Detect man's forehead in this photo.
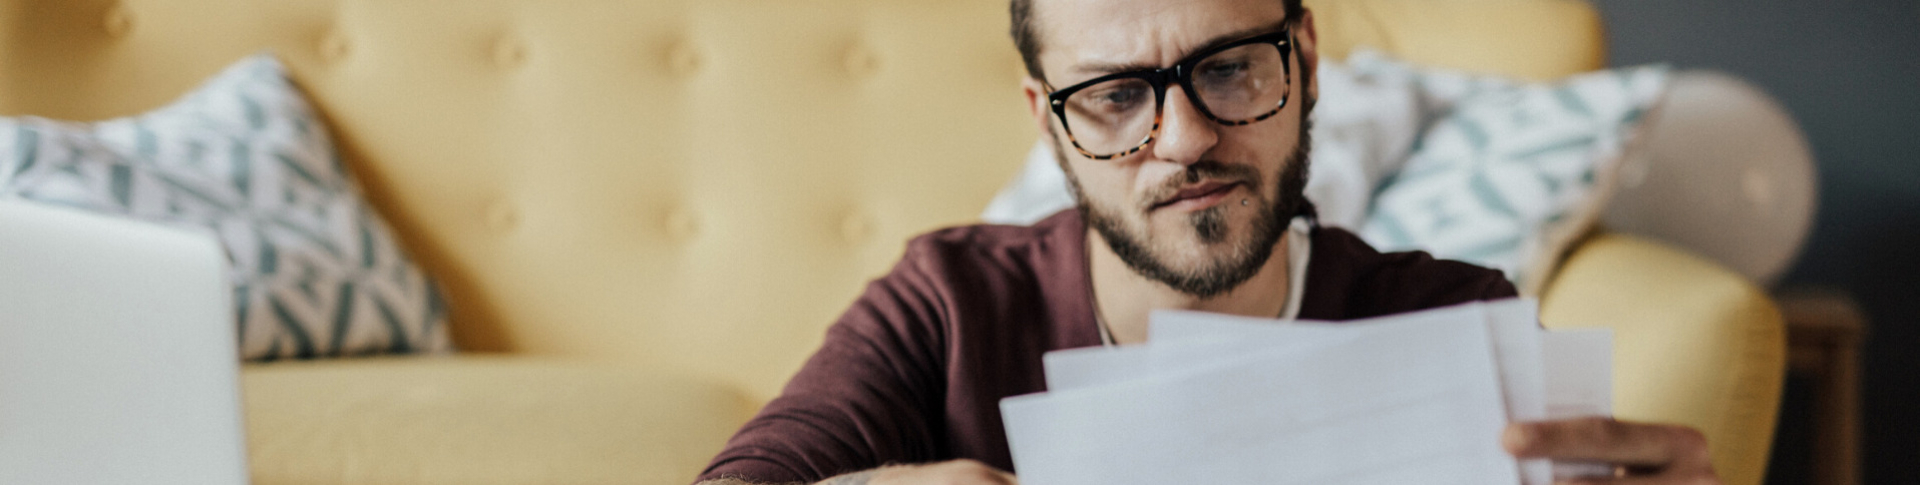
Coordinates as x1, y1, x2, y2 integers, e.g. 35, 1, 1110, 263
1033, 0, 1290, 79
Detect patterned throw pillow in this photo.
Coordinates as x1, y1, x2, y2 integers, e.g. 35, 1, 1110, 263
0, 54, 452, 360
1359, 64, 1671, 294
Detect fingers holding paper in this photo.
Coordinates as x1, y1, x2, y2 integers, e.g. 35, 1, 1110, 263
1503, 417, 1718, 485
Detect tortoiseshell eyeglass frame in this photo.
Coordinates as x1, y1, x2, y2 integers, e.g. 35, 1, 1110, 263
1045, 27, 1296, 161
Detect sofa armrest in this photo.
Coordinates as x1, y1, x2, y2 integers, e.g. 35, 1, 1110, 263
242, 356, 754, 485
1539, 234, 1787, 485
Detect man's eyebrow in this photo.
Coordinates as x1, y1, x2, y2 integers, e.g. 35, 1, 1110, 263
1068, 19, 1291, 77
1072, 59, 1164, 77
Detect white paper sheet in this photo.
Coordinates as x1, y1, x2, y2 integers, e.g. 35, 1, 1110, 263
1542, 329, 1613, 418
1002, 313, 1518, 485
1482, 301, 1553, 485
1044, 318, 1359, 392
1144, 301, 1551, 485
1010, 300, 1613, 485
1041, 345, 1154, 391
1541, 328, 1615, 479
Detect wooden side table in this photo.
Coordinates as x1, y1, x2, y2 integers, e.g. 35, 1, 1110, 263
1774, 289, 1867, 485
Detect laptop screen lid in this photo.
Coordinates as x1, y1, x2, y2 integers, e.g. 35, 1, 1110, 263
0, 200, 248, 485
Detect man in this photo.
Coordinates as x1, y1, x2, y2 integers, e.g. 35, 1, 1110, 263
697, 0, 1719, 484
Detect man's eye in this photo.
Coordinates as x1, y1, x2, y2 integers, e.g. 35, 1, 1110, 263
1085, 86, 1146, 110
1200, 62, 1249, 81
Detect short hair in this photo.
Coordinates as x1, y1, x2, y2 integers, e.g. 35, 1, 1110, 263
1010, 0, 1304, 83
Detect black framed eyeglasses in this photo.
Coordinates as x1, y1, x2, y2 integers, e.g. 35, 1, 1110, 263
1046, 27, 1296, 160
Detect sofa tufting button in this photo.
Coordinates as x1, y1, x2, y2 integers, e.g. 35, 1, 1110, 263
102, 5, 133, 37
485, 200, 521, 233
840, 213, 873, 244
667, 43, 702, 76
319, 32, 351, 63
494, 37, 528, 69
665, 209, 700, 241
843, 45, 879, 78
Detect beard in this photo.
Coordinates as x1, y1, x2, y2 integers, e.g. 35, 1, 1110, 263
1060, 106, 1313, 300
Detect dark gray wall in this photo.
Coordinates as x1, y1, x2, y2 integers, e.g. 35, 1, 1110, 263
1586, 0, 1920, 482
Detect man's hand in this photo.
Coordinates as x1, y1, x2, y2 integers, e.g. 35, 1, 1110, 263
1503, 417, 1718, 485
818, 460, 1017, 485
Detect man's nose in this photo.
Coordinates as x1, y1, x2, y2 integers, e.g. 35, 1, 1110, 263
1151, 86, 1219, 166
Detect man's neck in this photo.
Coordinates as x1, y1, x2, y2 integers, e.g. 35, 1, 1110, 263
1087, 230, 1291, 345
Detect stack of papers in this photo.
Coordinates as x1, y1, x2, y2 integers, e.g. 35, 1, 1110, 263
1000, 299, 1612, 485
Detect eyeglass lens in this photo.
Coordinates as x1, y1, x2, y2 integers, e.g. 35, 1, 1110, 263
1061, 42, 1289, 158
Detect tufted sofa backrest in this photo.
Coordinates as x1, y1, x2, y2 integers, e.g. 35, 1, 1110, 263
0, 0, 1603, 401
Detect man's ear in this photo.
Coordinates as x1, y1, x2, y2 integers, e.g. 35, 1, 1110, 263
1295, 7, 1321, 103
1021, 76, 1055, 138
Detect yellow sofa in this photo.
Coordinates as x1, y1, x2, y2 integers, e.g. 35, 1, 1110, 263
0, 0, 1784, 484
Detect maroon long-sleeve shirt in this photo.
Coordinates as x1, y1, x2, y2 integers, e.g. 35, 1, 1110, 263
696, 210, 1516, 483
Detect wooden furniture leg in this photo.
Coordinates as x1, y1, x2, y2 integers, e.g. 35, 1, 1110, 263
1775, 289, 1866, 485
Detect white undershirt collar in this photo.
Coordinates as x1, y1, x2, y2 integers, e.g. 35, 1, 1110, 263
1278, 215, 1313, 321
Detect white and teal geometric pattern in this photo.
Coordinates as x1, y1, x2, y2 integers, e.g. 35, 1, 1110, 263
1360, 64, 1671, 286
0, 53, 452, 361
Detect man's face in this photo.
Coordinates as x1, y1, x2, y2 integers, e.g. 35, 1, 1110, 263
1023, 0, 1318, 299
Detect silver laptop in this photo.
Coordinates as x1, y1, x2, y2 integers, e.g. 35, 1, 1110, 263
0, 200, 249, 485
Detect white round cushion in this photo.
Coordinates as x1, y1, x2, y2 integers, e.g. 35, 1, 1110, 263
1604, 71, 1818, 286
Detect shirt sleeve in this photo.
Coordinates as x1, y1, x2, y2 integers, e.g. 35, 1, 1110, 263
695, 251, 951, 484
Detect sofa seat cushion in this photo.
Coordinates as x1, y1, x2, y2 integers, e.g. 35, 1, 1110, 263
242, 356, 752, 485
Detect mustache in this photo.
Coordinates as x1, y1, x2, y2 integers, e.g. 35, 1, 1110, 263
1138, 161, 1263, 211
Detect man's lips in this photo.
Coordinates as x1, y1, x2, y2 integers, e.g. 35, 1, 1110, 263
1151, 181, 1243, 211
